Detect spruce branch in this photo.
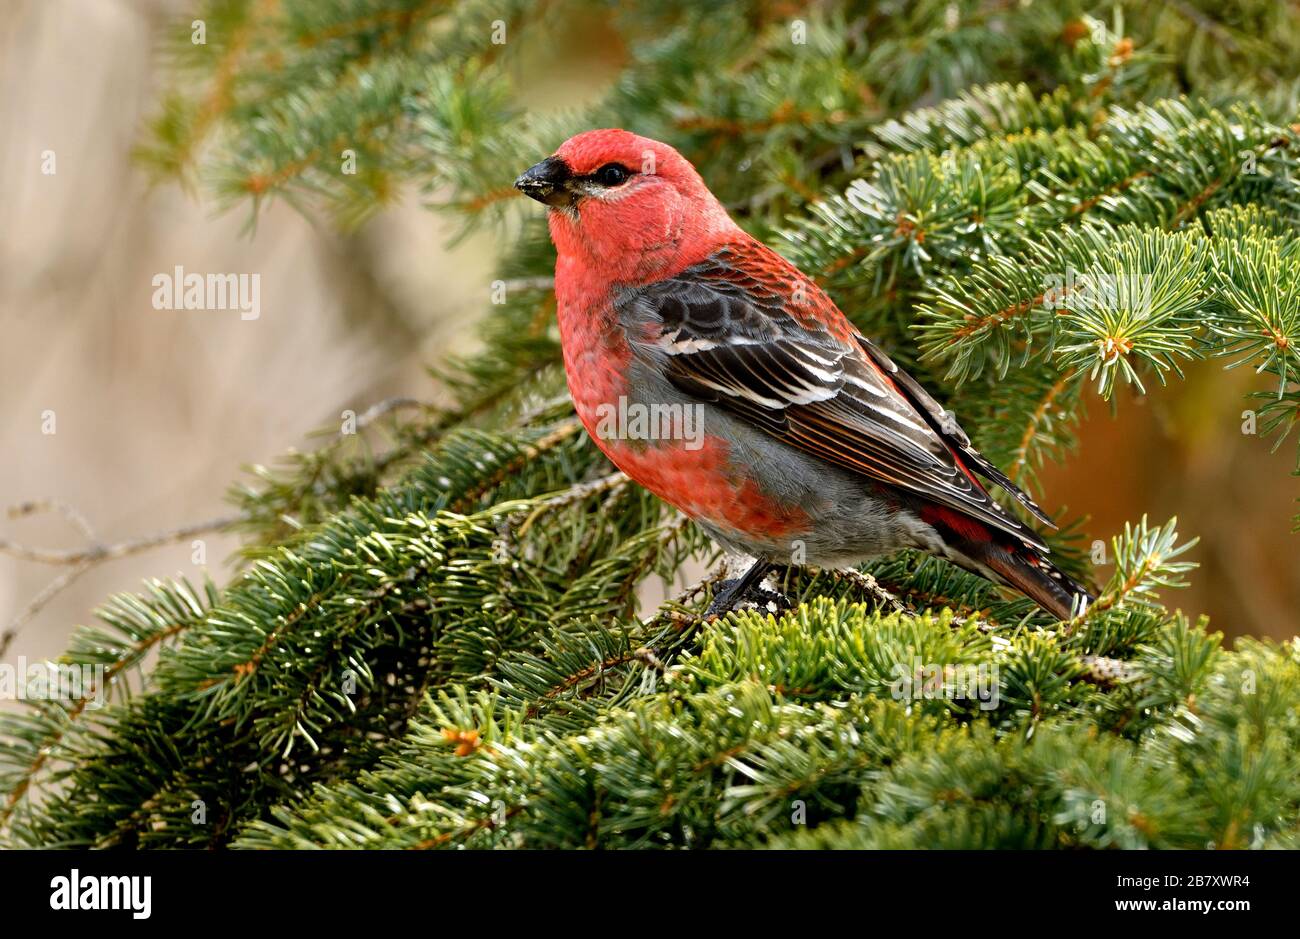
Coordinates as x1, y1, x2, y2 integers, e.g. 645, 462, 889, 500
0, 577, 217, 836
1063, 517, 1198, 634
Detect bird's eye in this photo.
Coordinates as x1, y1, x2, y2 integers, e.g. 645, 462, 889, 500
593, 163, 631, 187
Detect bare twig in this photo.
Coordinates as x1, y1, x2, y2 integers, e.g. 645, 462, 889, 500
1, 500, 104, 656
0, 510, 235, 654
0, 398, 441, 654
0, 563, 94, 659
0, 390, 496, 647
6, 499, 96, 540
353, 396, 434, 427
0, 516, 239, 566
812, 566, 907, 614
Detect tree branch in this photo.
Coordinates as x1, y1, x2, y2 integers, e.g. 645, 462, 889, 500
0, 516, 239, 566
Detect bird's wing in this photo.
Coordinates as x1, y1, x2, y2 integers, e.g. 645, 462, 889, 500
615, 241, 1053, 552
852, 336, 1055, 529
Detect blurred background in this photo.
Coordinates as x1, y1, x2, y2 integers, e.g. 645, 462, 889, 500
0, 0, 504, 675
1, 0, 1295, 691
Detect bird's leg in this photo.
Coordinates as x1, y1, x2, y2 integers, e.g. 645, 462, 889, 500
705, 558, 775, 618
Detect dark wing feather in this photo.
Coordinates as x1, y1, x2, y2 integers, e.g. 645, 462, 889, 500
616, 245, 1053, 552
855, 337, 1056, 528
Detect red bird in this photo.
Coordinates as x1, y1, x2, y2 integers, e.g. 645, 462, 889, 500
515, 129, 1091, 620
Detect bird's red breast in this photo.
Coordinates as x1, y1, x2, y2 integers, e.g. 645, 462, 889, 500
555, 253, 811, 542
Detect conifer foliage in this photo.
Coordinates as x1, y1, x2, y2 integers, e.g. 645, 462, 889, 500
4, 0, 1300, 849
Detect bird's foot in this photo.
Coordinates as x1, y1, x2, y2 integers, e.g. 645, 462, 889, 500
704, 560, 792, 618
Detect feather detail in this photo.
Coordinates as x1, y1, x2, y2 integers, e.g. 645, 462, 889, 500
616, 237, 1053, 552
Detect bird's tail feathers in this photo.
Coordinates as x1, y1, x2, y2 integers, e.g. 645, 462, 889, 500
951, 541, 1092, 621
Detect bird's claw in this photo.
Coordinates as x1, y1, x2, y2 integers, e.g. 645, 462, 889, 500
704, 575, 792, 619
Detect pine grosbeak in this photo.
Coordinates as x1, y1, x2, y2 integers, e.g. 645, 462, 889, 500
516, 129, 1091, 619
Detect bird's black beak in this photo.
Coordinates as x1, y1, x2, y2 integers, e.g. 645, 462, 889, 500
514, 156, 574, 207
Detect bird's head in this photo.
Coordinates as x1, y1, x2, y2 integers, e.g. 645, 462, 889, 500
515, 129, 735, 280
